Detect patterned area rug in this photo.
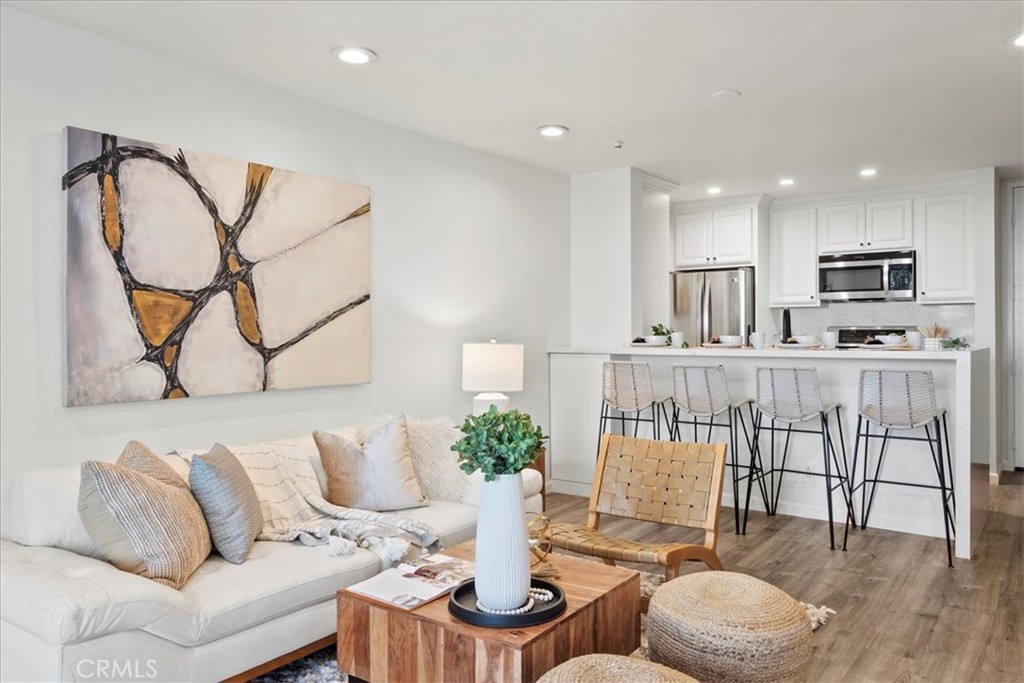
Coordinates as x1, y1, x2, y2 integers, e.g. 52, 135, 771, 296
253, 571, 834, 683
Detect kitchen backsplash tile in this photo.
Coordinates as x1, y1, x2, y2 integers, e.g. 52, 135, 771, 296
774, 302, 975, 340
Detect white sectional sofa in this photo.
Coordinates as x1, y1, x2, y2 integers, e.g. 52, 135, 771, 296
0, 423, 544, 682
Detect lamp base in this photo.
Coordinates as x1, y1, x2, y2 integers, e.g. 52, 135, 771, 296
473, 393, 510, 415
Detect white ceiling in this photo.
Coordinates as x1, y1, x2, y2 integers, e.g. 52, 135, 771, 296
7, 0, 1023, 200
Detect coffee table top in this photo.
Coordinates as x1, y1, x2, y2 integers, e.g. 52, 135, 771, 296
340, 540, 640, 649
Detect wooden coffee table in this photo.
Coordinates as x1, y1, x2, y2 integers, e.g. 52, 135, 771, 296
337, 542, 640, 682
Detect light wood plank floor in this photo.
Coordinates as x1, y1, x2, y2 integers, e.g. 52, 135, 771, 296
544, 472, 1023, 683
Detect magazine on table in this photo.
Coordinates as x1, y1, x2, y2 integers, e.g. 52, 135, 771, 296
345, 553, 475, 610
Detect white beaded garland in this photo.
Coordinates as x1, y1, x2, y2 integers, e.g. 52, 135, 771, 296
476, 587, 555, 615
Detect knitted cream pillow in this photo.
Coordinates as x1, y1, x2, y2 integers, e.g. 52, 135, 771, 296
78, 440, 212, 589
189, 444, 263, 564
314, 415, 427, 511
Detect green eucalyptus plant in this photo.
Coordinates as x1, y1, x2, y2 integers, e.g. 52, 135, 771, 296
451, 406, 548, 482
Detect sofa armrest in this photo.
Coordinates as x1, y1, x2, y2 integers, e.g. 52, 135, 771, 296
0, 540, 190, 645
459, 469, 544, 506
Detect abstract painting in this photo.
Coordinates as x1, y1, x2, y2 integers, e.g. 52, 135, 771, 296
62, 126, 371, 407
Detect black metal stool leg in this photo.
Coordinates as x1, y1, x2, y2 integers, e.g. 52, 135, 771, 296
933, 417, 954, 568
728, 408, 741, 534
820, 413, 836, 551
863, 428, 890, 529
942, 413, 956, 513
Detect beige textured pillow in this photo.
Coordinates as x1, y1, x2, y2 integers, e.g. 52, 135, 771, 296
190, 444, 263, 564
314, 416, 427, 511
78, 440, 212, 589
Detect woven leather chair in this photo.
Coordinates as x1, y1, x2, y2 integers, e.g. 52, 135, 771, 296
546, 434, 727, 583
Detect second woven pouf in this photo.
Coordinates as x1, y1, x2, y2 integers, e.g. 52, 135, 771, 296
538, 654, 699, 683
647, 571, 812, 683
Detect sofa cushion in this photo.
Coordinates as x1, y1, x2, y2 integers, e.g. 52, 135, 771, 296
146, 541, 381, 646
0, 538, 380, 648
314, 417, 427, 511
189, 445, 263, 564
394, 500, 478, 548
0, 540, 191, 645
78, 441, 212, 589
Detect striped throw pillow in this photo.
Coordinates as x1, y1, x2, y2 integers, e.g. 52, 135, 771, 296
78, 440, 212, 589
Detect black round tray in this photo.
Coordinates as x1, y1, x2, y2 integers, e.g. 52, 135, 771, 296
448, 577, 566, 628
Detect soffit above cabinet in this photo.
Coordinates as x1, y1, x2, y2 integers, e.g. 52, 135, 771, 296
671, 193, 773, 215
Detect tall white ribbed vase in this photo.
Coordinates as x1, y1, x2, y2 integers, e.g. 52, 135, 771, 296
474, 472, 531, 611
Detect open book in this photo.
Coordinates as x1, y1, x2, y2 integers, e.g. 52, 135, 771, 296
345, 553, 475, 610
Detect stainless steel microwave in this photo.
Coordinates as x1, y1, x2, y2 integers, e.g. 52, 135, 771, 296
818, 250, 916, 302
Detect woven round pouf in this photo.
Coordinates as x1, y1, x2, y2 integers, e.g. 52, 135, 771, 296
537, 654, 699, 683
647, 571, 812, 683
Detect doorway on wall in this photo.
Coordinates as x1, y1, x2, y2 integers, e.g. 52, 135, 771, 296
1014, 182, 1024, 470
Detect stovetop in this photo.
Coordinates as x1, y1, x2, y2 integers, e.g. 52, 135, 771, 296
829, 325, 913, 348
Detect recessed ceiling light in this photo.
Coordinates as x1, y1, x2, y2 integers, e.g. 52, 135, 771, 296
860, 168, 877, 177
537, 125, 569, 137
779, 178, 795, 186
333, 46, 377, 65
712, 90, 741, 101
1014, 32, 1024, 47
707, 186, 722, 195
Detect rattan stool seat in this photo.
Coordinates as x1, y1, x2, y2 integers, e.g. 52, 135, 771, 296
537, 654, 699, 683
648, 572, 812, 683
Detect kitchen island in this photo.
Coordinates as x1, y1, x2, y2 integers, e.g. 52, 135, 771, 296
547, 346, 990, 560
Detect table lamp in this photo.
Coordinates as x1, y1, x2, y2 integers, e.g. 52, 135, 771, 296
462, 339, 524, 415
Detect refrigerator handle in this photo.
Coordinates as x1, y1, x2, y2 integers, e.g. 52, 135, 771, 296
701, 276, 711, 343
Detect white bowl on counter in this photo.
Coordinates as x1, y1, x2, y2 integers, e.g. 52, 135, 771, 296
718, 335, 743, 344
793, 335, 820, 345
880, 334, 906, 346
644, 335, 668, 345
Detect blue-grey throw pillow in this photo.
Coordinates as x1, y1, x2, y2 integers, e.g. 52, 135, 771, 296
189, 444, 263, 564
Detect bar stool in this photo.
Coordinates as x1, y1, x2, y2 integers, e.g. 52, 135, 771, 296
751, 367, 857, 550
850, 369, 955, 567
599, 361, 669, 444
667, 365, 766, 535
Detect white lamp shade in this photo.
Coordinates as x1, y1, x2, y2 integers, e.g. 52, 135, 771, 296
462, 343, 524, 392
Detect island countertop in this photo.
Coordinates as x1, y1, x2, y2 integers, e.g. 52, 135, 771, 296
548, 345, 977, 360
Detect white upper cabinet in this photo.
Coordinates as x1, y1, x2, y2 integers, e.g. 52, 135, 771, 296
711, 208, 754, 265
673, 213, 712, 267
819, 199, 913, 253
673, 207, 754, 268
865, 199, 913, 249
770, 208, 820, 307
915, 193, 974, 304
819, 203, 865, 253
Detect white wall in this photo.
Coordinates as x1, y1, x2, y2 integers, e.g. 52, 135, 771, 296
569, 168, 633, 344
631, 183, 672, 335
972, 168, 998, 474
0, 7, 570, 528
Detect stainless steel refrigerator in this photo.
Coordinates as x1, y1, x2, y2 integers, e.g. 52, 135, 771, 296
671, 268, 755, 346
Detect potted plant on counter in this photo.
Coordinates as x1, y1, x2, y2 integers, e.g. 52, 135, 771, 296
452, 406, 548, 611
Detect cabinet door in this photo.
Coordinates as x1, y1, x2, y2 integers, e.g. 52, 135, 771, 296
673, 213, 712, 268
711, 208, 754, 265
770, 208, 820, 307
819, 203, 865, 253
915, 193, 974, 303
866, 199, 913, 249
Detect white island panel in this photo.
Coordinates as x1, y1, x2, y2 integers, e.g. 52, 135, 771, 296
547, 346, 989, 560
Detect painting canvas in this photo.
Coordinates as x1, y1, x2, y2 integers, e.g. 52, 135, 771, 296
62, 126, 371, 407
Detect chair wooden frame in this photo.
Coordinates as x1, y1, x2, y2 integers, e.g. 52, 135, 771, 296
547, 433, 727, 583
